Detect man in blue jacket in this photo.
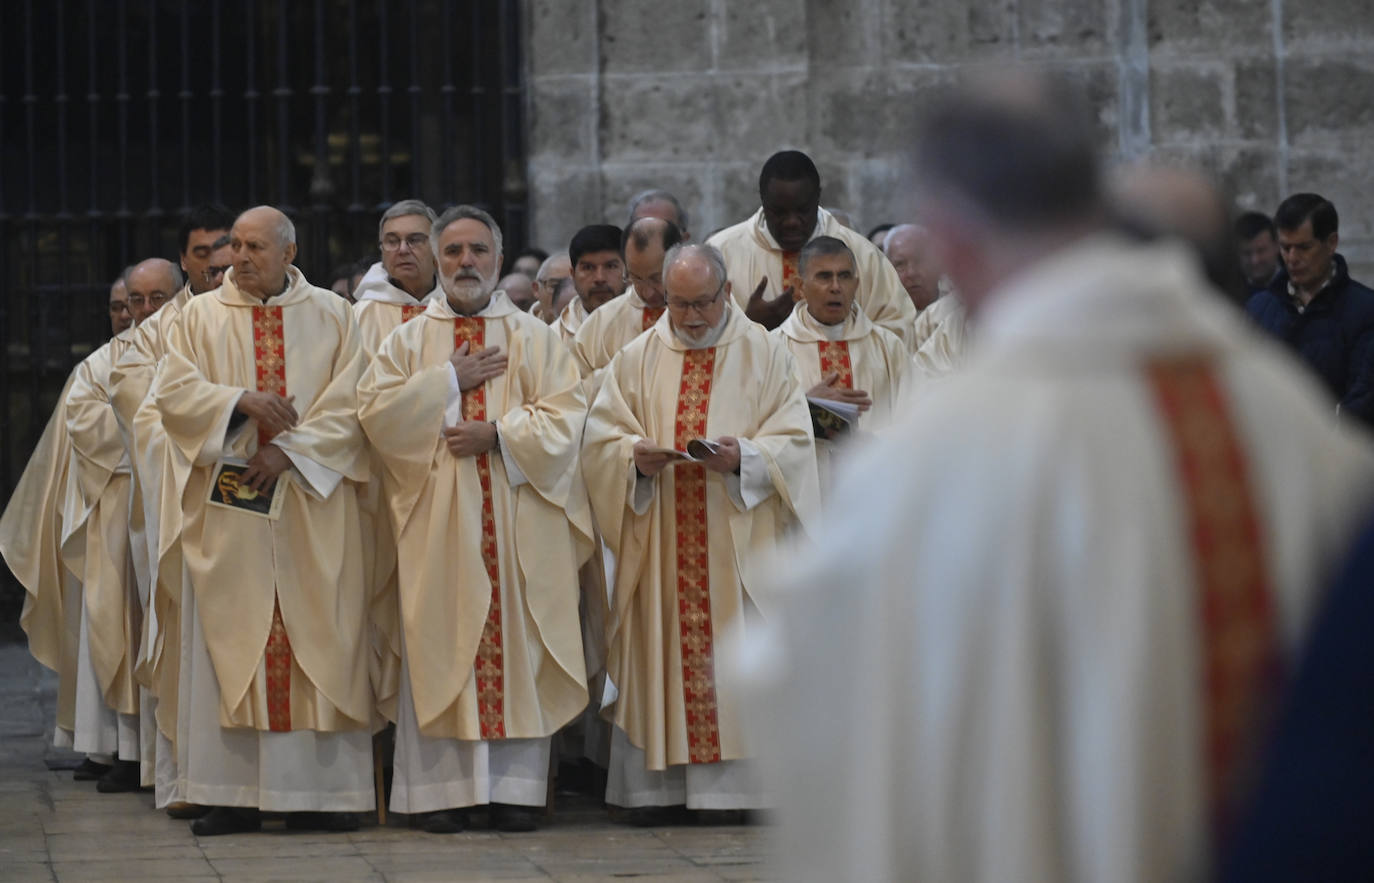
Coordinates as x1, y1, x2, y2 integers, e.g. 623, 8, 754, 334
1246, 193, 1374, 425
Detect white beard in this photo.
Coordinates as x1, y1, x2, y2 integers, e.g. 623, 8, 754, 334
672, 308, 730, 349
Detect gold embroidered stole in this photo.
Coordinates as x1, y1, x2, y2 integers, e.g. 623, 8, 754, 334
674, 347, 722, 763
816, 340, 854, 388
642, 306, 664, 331
780, 251, 801, 299
251, 305, 294, 732
1145, 355, 1278, 839
454, 316, 507, 740
401, 304, 425, 322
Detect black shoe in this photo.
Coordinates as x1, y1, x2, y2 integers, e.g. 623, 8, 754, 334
95, 760, 141, 793
620, 805, 687, 827
418, 809, 467, 834
166, 802, 210, 820
284, 811, 360, 832
72, 757, 113, 781
488, 803, 539, 832
691, 809, 747, 826
190, 806, 262, 836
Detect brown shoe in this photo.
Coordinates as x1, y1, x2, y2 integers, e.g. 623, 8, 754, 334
166, 802, 210, 820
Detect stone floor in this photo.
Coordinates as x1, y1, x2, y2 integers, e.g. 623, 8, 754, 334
0, 642, 771, 882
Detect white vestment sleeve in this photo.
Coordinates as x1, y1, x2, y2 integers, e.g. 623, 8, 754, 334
495, 424, 528, 488
281, 450, 343, 501
630, 459, 655, 515
724, 437, 772, 511
443, 364, 464, 428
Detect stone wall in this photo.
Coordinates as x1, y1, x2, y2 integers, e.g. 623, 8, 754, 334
523, 0, 1374, 279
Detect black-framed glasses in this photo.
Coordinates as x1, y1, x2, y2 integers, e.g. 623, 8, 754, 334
380, 233, 430, 253
666, 283, 725, 314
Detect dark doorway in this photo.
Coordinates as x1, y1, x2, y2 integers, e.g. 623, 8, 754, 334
0, 0, 528, 528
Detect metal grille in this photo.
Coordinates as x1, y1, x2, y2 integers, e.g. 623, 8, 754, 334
0, 0, 528, 511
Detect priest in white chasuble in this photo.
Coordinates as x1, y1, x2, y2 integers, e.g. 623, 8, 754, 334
707, 150, 915, 342
581, 243, 819, 823
357, 205, 590, 835
351, 198, 441, 723
60, 258, 184, 793
751, 73, 1374, 883
556, 224, 626, 344
773, 236, 914, 493
108, 207, 234, 808
353, 199, 441, 355
570, 217, 681, 382
0, 273, 131, 781
155, 205, 373, 836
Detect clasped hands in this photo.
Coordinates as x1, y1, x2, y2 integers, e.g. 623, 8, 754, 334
633, 437, 741, 477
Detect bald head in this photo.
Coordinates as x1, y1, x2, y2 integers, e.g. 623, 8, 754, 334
126, 258, 184, 324
623, 217, 683, 309
230, 206, 299, 300
499, 272, 536, 311
663, 243, 730, 343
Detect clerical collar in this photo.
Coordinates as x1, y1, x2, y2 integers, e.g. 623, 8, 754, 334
672, 308, 731, 349
798, 305, 849, 341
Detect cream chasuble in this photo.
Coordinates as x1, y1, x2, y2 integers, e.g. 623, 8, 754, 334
357, 290, 591, 742
582, 303, 819, 772
556, 297, 590, 345
351, 264, 440, 723
1, 365, 81, 734
707, 207, 916, 346
750, 236, 1374, 883
774, 301, 914, 492
60, 335, 142, 721
109, 285, 193, 734
156, 266, 371, 732
910, 293, 970, 379
569, 289, 665, 379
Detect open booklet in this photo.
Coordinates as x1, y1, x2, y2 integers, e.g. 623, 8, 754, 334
807, 396, 861, 441
207, 457, 289, 519
639, 438, 722, 463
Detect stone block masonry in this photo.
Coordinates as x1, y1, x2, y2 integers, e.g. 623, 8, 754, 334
524, 0, 1374, 280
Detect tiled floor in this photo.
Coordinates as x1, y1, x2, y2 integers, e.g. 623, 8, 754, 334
0, 642, 771, 882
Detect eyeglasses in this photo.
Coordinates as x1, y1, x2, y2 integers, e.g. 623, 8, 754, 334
127, 292, 172, 308
380, 233, 430, 252
666, 284, 725, 314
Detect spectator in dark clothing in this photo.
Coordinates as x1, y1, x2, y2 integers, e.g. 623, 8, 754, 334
1235, 210, 1282, 291
1246, 193, 1374, 425
1220, 506, 1374, 883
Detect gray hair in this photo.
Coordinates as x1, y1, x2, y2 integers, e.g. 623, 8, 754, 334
662, 243, 727, 291
798, 235, 856, 276
431, 204, 503, 258
627, 189, 689, 233
536, 250, 570, 282
378, 198, 437, 240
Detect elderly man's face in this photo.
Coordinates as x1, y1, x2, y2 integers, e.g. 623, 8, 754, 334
499, 273, 536, 311
126, 264, 178, 325
230, 212, 296, 300
108, 279, 132, 336
665, 258, 729, 343
183, 227, 231, 294
573, 249, 626, 313
800, 252, 859, 326
885, 227, 941, 311
437, 218, 500, 309
761, 178, 820, 253
380, 213, 437, 295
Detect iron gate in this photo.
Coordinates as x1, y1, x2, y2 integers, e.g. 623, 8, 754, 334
0, 0, 529, 524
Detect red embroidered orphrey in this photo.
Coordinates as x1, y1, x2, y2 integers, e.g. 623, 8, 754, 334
673, 347, 722, 764
251, 305, 293, 732
401, 304, 425, 322
642, 306, 664, 331
1145, 355, 1278, 840
455, 317, 506, 740
816, 340, 854, 388
780, 251, 801, 300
